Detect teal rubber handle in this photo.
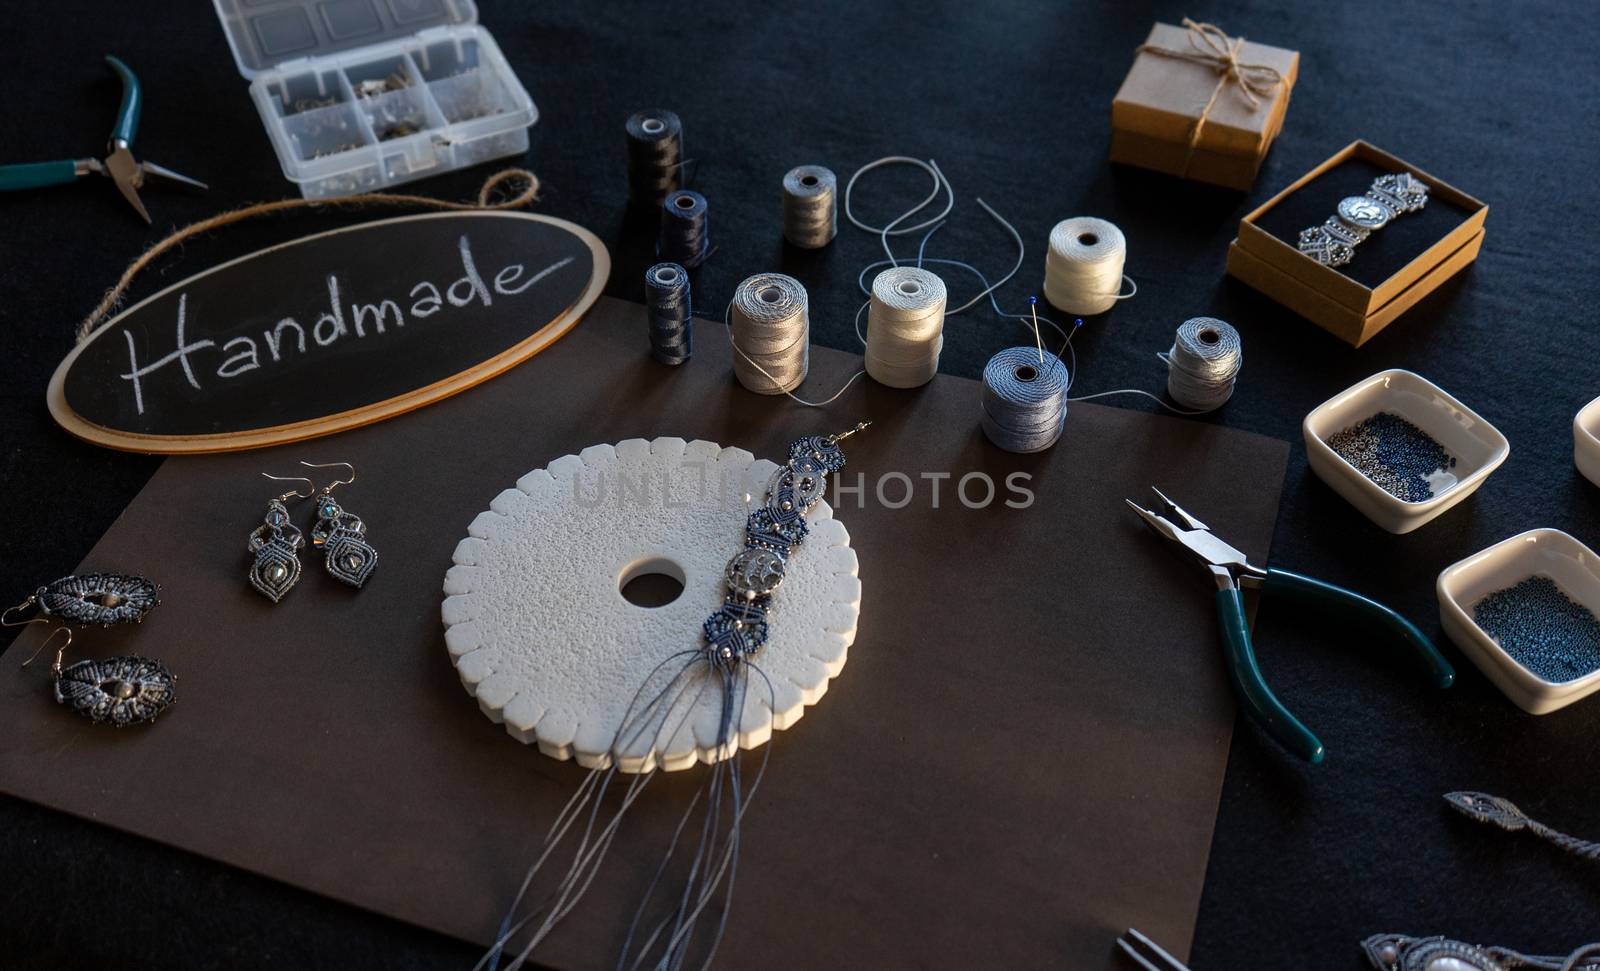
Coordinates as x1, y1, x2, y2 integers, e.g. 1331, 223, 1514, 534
0, 160, 80, 191
1215, 588, 1326, 764
105, 55, 141, 145
1263, 568, 1456, 689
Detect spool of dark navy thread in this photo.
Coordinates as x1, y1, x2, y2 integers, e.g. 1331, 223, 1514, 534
980, 346, 1070, 452
625, 109, 683, 208
644, 262, 692, 366
659, 190, 710, 268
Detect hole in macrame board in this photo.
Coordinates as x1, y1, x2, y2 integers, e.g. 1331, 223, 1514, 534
619, 557, 687, 608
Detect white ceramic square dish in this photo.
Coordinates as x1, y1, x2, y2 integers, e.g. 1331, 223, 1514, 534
1437, 528, 1600, 715
1303, 369, 1509, 534
1575, 394, 1600, 488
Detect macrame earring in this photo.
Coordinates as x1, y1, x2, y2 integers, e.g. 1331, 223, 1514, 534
4, 573, 176, 727
248, 473, 313, 603
302, 461, 378, 589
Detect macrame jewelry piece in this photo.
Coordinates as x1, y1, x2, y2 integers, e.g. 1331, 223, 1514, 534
1363, 935, 1600, 971
6, 574, 175, 727
480, 423, 869, 971
247, 499, 305, 603
55, 655, 177, 727
311, 494, 378, 589
1444, 791, 1600, 862
34, 573, 159, 627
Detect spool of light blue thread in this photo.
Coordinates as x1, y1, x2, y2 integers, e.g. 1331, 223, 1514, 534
980, 346, 1070, 452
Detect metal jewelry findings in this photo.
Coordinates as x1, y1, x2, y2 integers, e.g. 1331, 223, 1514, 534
303, 461, 378, 589
5, 577, 176, 727
248, 473, 312, 603
1298, 171, 1430, 268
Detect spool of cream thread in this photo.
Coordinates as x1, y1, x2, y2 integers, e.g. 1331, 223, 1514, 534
863, 266, 947, 389
730, 273, 810, 395
1043, 217, 1128, 316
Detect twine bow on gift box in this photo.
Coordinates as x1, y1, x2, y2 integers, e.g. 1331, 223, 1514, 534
1136, 17, 1287, 176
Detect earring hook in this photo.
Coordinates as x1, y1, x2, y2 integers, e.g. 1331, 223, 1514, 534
20, 624, 72, 678
260, 472, 315, 502
2, 594, 42, 629
300, 461, 355, 496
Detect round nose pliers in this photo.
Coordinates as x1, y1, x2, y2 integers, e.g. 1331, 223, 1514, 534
0, 56, 206, 223
1126, 487, 1455, 763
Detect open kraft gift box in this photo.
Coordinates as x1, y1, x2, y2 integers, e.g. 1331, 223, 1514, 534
1227, 141, 1488, 347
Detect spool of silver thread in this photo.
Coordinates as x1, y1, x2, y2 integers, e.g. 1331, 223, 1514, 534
980, 346, 1070, 453
730, 274, 809, 394
864, 266, 946, 388
782, 165, 837, 248
1161, 317, 1243, 410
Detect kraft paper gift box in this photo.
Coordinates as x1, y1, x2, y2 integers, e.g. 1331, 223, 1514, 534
1110, 20, 1299, 191
1226, 140, 1488, 347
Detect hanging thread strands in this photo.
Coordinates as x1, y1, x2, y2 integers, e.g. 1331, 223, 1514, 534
624, 109, 683, 209
1160, 316, 1242, 410
644, 262, 692, 366
782, 165, 838, 248
980, 345, 1071, 453
659, 189, 710, 268
863, 266, 947, 388
1042, 217, 1136, 316
728, 273, 810, 395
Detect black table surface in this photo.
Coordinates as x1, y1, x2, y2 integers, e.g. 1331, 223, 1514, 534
3, 2, 1597, 968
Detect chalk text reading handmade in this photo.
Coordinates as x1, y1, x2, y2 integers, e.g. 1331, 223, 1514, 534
119, 235, 573, 415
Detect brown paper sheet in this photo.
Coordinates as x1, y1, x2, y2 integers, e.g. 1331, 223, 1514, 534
0, 296, 1289, 969
1111, 21, 1299, 159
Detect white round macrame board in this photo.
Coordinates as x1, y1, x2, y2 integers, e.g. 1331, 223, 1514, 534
442, 438, 861, 773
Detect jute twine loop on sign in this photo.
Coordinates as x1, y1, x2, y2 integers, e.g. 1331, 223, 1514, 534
1135, 18, 1285, 177
74, 168, 541, 344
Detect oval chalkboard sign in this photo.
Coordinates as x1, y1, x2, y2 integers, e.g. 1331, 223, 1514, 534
48, 211, 608, 453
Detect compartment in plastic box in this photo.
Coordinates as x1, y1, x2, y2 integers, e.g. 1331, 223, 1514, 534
359, 84, 443, 141
264, 68, 350, 116
344, 50, 420, 100
427, 65, 518, 124
414, 32, 485, 80
281, 102, 374, 161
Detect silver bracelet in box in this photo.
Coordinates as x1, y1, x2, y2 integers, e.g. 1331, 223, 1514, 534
1297, 172, 1430, 268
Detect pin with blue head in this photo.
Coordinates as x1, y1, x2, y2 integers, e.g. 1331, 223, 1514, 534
1065, 317, 1084, 348
1027, 296, 1045, 362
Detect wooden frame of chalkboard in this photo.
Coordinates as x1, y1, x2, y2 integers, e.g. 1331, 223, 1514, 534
47, 211, 610, 454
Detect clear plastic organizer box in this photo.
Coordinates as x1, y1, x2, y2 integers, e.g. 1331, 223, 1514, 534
213, 0, 538, 198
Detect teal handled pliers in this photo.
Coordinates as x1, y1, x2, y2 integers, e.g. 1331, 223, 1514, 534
0, 56, 205, 223
1126, 487, 1454, 764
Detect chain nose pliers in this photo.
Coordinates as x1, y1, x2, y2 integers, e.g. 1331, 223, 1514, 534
0, 55, 206, 223
1126, 487, 1455, 763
